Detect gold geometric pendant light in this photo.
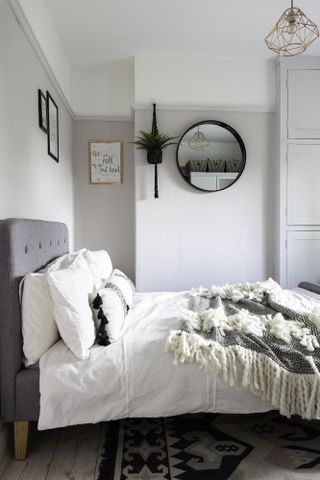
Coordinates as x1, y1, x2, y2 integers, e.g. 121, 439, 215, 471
265, 0, 319, 56
188, 126, 209, 151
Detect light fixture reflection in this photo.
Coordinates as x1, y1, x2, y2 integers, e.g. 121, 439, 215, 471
188, 126, 209, 151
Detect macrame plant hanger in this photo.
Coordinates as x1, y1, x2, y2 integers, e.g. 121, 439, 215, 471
152, 103, 159, 199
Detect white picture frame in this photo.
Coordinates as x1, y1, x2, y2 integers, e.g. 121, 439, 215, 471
89, 141, 122, 184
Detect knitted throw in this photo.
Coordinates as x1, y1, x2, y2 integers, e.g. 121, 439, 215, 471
166, 279, 320, 419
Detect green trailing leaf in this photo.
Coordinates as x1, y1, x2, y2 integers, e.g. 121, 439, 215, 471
130, 130, 179, 151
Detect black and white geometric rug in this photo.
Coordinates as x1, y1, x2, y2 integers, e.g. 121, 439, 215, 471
98, 412, 320, 479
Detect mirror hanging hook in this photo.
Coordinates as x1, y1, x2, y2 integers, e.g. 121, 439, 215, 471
152, 103, 158, 136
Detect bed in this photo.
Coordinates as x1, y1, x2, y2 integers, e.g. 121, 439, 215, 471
1, 218, 319, 461
0, 218, 69, 459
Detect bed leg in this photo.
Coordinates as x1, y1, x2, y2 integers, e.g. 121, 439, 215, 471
14, 421, 29, 460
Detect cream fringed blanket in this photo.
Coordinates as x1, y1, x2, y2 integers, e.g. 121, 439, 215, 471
166, 279, 320, 420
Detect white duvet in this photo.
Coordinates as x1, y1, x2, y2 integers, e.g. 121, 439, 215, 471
39, 290, 304, 430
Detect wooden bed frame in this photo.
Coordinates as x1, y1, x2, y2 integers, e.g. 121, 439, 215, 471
0, 218, 69, 459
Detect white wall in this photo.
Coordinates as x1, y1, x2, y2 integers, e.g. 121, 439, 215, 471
73, 120, 135, 279
7, 3, 276, 117
16, 0, 71, 103
12, 0, 72, 105
0, 0, 74, 247
0, 0, 74, 461
67, 55, 275, 117
135, 57, 275, 110
135, 108, 275, 291
72, 59, 134, 118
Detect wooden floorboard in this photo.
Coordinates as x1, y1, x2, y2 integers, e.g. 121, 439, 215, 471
18, 428, 60, 480
0, 424, 105, 480
0, 453, 11, 478
45, 424, 101, 480
0, 427, 60, 480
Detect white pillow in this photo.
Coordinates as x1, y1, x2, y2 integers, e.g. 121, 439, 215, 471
91, 283, 128, 344
21, 273, 59, 366
84, 250, 113, 289
46, 255, 96, 359
20, 249, 86, 366
42, 249, 86, 273
109, 269, 135, 309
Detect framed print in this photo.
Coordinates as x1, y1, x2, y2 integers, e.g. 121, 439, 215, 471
89, 141, 122, 184
46, 91, 59, 162
38, 89, 47, 133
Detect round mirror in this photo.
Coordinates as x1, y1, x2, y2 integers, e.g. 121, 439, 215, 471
176, 121, 246, 192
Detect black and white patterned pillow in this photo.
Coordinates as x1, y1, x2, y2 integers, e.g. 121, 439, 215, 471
91, 282, 128, 346
108, 269, 135, 312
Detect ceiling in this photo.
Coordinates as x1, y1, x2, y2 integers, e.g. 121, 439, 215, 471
44, 0, 320, 68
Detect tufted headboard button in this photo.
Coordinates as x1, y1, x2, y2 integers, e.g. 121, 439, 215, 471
39, 242, 42, 249
24, 246, 28, 254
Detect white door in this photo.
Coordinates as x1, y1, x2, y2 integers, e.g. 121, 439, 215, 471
288, 69, 320, 139
287, 144, 320, 225
287, 231, 320, 289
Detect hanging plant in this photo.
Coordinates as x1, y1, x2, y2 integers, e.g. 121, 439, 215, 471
131, 104, 178, 198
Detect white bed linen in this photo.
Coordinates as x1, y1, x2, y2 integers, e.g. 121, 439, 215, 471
293, 287, 320, 303
39, 291, 273, 430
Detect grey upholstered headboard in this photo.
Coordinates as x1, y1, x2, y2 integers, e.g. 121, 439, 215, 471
0, 219, 69, 422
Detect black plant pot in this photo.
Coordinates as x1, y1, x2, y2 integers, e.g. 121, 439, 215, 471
147, 148, 163, 164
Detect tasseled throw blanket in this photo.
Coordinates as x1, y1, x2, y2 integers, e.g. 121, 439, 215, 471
166, 279, 320, 419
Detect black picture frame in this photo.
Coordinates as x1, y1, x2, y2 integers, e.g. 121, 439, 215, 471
38, 89, 47, 133
46, 91, 59, 163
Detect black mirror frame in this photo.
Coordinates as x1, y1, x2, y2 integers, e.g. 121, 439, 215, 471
176, 120, 246, 193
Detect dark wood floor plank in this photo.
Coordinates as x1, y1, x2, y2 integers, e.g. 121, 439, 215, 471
0, 452, 11, 478
0, 424, 104, 480
0, 428, 60, 480
0, 459, 26, 480
45, 424, 101, 480
20, 428, 60, 480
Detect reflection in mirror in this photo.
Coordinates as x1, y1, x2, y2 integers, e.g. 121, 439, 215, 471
176, 121, 246, 192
